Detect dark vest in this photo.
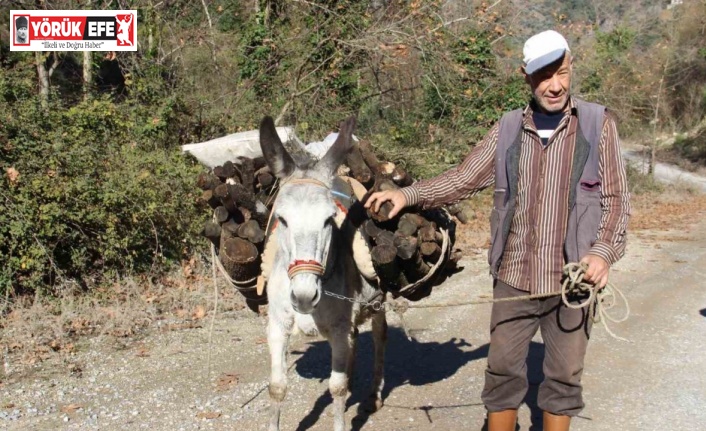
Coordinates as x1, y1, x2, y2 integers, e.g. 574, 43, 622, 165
488, 99, 605, 277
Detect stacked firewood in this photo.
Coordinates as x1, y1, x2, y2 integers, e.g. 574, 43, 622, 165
346, 140, 464, 295
196, 157, 275, 291
195, 139, 464, 302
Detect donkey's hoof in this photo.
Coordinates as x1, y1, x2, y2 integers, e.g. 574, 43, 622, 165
360, 395, 384, 413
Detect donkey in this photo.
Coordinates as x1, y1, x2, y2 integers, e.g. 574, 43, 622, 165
260, 116, 387, 431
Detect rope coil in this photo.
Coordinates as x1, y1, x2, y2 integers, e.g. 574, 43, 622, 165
404, 262, 631, 341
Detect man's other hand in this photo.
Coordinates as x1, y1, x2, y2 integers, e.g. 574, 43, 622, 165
364, 190, 407, 219
580, 254, 610, 289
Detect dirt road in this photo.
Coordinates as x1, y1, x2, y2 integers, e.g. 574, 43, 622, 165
2, 218, 706, 431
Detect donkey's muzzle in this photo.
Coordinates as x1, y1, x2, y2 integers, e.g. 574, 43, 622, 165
290, 278, 321, 314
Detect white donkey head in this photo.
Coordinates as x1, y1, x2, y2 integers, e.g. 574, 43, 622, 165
260, 116, 356, 314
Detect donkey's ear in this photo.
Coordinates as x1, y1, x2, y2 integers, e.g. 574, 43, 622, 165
317, 116, 357, 177
260, 116, 295, 178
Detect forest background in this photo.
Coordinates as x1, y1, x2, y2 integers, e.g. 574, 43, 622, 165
1, 0, 705, 300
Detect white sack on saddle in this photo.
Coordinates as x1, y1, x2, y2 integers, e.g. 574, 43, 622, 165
181, 126, 305, 169
306, 132, 360, 159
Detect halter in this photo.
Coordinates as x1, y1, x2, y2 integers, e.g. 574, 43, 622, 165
278, 177, 347, 281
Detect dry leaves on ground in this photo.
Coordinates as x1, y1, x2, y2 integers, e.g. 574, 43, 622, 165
60, 404, 83, 414
196, 411, 221, 419
215, 372, 239, 392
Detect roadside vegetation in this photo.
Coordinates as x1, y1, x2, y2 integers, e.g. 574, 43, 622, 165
1, 0, 705, 311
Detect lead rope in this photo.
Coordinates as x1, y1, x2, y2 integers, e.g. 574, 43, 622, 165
399, 262, 630, 342
329, 262, 630, 342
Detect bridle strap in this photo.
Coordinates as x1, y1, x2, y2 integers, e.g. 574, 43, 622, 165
279, 177, 341, 281
282, 177, 329, 189
288, 259, 325, 278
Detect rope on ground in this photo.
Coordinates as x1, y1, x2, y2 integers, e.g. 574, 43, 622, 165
206, 244, 220, 380
392, 262, 630, 342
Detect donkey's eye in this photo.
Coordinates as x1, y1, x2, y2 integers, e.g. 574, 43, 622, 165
277, 216, 288, 228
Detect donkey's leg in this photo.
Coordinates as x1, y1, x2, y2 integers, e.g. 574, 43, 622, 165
346, 326, 359, 392
329, 328, 353, 431
268, 316, 293, 431
363, 310, 388, 412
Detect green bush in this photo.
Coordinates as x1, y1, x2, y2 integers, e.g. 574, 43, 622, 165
0, 87, 207, 295
672, 128, 706, 165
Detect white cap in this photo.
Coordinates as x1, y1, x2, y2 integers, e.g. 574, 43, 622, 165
523, 30, 570, 75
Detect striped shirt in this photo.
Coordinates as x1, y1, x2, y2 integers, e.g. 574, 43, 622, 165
400, 97, 631, 294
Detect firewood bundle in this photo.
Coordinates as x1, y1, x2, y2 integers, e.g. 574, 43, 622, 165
196, 157, 274, 306
344, 140, 463, 299
196, 138, 464, 305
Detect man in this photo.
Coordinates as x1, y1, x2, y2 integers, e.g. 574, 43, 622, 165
15, 16, 29, 44
365, 30, 631, 431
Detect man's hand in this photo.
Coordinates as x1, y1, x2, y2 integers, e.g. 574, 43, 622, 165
364, 190, 408, 219
580, 254, 610, 289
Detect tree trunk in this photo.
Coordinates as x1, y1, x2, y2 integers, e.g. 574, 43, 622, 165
35, 52, 60, 110
83, 51, 92, 101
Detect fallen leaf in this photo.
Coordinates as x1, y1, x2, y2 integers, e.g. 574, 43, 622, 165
216, 372, 239, 391
61, 404, 83, 414
254, 337, 267, 345
3, 403, 15, 409
135, 347, 150, 358
192, 305, 206, 320
196, 411, 221, 420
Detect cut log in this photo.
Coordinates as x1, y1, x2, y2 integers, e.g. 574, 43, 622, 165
220, 237, 260, 282
237, 220, 265, 245
238, 206, 252, 222
393, 233, 418, 260
213, 165, 226, 181
237, 157, 255, 190
400, 251, 430, 283
256, 171, 274, 190
397, 213, 425, 236
371, 244, 401, 289
391, 165, 413, 187
197, 172, 221, 191
446, 203, 469, 224
357, 139, 381, 172
366, 180, 400, 223
378, 161, 396, 178
221, 219, 240, 238
362, 219, 382, 241
368, 202, 395, 223
199, 190, 220, 209
201, 221, 221, 247
418, 224, 443, 244
221, 160, 238, 179
252, 156, 267, 171
214, 206, 230, 224
213, 183, 239, 214
345, 143, 374, 186
420, 242, 442, 262
374, 230, 395, 247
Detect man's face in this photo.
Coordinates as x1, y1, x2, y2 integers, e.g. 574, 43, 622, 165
17, 26, 28, 41
524, 53, 572, 114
